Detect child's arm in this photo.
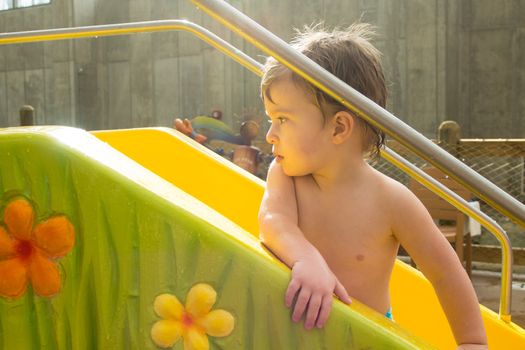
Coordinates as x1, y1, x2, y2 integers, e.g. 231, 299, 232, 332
390, 183, 487, 348
258, 160, 351, 329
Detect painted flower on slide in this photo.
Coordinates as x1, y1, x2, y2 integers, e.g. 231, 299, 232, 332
151, 283, 235, 350
0, 197, 75, 298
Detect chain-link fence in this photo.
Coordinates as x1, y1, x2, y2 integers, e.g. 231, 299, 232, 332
372, 139, 525, 247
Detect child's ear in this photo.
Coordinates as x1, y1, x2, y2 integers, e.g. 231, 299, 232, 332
331, 111, 354, 144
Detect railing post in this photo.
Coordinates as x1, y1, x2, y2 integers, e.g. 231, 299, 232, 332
438, 120, 460, 145
437, 121, 460, 157
20, 105, 35, 126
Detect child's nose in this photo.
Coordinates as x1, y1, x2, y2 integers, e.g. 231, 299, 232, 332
266, 125, 278, 144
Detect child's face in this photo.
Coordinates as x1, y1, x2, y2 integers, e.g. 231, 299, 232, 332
264, 77, 334, 176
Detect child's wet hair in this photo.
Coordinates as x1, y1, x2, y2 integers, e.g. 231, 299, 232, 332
261, 23, 387, 159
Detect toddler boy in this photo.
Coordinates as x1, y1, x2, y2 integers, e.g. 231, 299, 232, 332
258, 24, 487, 349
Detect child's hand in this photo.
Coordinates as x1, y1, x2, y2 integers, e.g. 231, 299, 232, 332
456, 345, 488, 350
286, 257, 351, 330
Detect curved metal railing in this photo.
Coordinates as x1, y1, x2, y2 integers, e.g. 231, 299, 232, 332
0, 19, 262, 76
190, 0, 525, 228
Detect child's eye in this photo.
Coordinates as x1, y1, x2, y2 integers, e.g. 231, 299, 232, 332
267, 117, 287, 125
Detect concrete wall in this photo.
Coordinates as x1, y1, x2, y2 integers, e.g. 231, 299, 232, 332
0, 0, 524, 138
0, 0, 75, 127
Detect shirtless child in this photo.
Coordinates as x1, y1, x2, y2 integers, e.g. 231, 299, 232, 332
258, 24, 487, 349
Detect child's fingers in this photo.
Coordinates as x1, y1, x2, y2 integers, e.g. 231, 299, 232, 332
285, 279, 301, 308
316, 295, 333, 328
304, 294, 322, 330
292, 288, 311, 322
334, 280, 352, 304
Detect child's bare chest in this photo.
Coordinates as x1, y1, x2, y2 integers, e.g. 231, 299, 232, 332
293, 175, 399, 311
294, 178, 394, 263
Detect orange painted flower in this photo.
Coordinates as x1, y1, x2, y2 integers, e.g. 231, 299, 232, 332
151, 283, 235, 350
0, 197, 75, 298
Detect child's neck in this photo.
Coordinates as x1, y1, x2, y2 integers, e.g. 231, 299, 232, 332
311, 155, 371, 192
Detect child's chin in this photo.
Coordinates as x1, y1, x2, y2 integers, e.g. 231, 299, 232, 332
281, 164, 294, 176
282, 165, 309, 177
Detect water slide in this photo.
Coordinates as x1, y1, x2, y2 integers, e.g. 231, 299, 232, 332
1, 126, 523, 349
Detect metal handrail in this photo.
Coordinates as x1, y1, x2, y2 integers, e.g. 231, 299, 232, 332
0, 10, 517, 321
382, 148, 513, 322
191, 0, 525, 228
0, 20, 262, 76
190, 0, 521, 321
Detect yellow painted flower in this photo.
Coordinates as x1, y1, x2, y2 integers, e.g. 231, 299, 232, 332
151, 283, 235, 350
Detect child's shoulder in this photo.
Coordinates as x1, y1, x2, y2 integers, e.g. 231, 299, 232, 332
368, 168, 429, 223
368, 167, 415, 204
369, 166, 406, 191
